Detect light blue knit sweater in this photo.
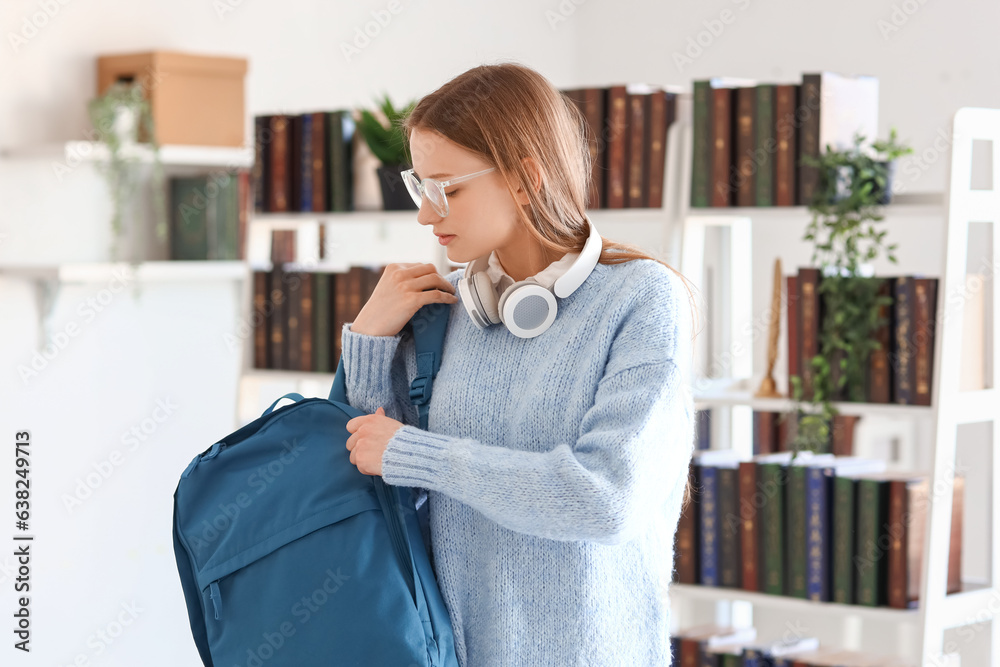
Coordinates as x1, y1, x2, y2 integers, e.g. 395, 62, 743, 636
341, 257, 695, 667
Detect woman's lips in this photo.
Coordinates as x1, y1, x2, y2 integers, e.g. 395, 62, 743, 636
437, 234, 456, 245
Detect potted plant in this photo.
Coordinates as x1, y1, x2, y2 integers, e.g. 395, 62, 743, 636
786, 129, 913, 454
356, 93, 418, 211
87, 80, 168, 260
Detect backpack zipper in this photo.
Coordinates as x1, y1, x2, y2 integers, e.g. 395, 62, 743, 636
372, 481, 416, 603
209, 580, 222, 620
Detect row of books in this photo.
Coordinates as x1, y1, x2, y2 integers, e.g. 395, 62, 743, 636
251, 264, 384, 373
691, 72, 879, 208
168, 171, 250, 260
560, 84, 679, 209
673, 450, 964, 609
789, 269, 939, 405
671, 625, 911, 666
252, 110, 356, 214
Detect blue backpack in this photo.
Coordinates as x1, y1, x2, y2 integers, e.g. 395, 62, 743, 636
172, 303, 457, 667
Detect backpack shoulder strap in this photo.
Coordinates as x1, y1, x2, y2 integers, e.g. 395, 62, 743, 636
406, 302, 450, 430
329, 302, 451, 429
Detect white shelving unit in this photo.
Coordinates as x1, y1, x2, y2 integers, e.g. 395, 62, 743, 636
668, 108, 1000, 667
1, 141, 254, 168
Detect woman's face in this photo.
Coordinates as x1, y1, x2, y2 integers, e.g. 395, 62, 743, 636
409, 126, 526, 265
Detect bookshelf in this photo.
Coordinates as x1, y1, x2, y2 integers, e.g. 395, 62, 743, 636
670, 108, 1000, 667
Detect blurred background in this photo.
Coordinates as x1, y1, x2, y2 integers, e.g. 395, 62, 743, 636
0, 0, 997, 665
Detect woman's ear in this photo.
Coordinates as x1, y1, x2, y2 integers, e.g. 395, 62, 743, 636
513, 156, 544, 206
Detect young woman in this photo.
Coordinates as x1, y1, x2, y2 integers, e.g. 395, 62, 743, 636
343, 62, 697, 666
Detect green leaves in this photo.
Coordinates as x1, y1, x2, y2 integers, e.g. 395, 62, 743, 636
357, 93, 417, 167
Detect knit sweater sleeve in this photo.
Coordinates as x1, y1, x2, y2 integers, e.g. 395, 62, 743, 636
340, 269, 463, 428
380, 268, 695, 546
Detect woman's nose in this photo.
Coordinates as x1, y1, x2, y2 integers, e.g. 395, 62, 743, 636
416, 201, 442, 226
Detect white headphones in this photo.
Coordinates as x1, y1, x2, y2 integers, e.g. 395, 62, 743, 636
457, 217, 603, 338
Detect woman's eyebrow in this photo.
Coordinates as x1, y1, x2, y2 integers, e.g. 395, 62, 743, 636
416, 171, 453, 180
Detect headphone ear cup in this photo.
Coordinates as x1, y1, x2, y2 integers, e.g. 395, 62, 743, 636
497, 280, 557, 338
471, 271, 502, 325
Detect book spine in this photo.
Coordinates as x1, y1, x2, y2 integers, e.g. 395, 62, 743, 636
313, 273, 330, 374
583, 87, 606, 209
855, 479, 890, 606
798, 268, 821, 401
832, 475, 856, 604
894, 276, 916, 405
805, 466, 829, 601
887, 479, 908, 608
869, 277, 895, 403
605, 85, 628, 209
646, 89, 669, 209
691, 81, 711, 208
710, 87, 733, 207
735, 86, 756, 207
797, 74, 821, 205
698, 465, 720, 587
268, 115, 290, 212
785, 465, 807, 598
774, 85, 798, 206
913, 278, 938, 405
626, 91, 647, 208
268, 268, 288, 370
300, 113, 313, 212
786, 275, 800, 395
738, 461, 759, 592
675, 462, 700, 584
299, 270, 314, 372
717, 466, 741, 588
754, 84, 775, 207
253, 115, 270, 213
758, 463, 786, 595
311, 111, 327, 212
252, 271, 269, 369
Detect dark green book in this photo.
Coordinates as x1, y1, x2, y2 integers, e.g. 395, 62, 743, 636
754, 84, 775, 206
832, 475, 857, 604
785, 464, 808, 598
717, 465, 741, 588
690, 80, 712, 208
855, 476, 891, 606
313, 273, 331, 373
758, 461, 788, 595
169, 176, 209, 260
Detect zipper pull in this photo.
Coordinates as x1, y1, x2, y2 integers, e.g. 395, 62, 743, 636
209, 581, 222, 620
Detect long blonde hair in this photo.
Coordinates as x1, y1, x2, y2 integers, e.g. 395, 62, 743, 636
403, 62, 700, 504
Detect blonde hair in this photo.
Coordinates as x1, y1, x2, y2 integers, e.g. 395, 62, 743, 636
402, 61, 698, 331
403, 62, 700, 506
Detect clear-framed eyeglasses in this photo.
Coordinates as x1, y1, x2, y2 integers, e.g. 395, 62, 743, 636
401, 167, 496, 217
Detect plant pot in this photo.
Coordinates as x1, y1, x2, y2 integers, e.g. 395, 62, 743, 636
112, 105, 140, 145
376, 164, 418, 211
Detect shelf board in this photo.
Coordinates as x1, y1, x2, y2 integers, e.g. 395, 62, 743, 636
0, 261, 249, 283
251, 207, 669, 225
685, 192, 945, 220
668, 583, 919, 622
693, 379, 934, 417
2, 142, 253, 168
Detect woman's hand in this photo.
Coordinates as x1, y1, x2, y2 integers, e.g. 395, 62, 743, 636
349, 263, 459, 337
345, 407, 405, 476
